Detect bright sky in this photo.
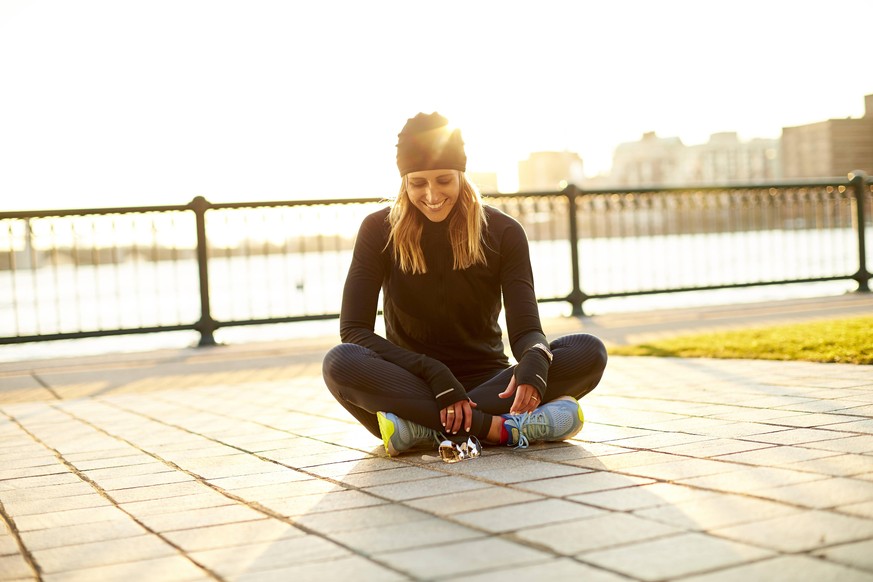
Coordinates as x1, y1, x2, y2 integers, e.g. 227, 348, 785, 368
1, 0, 872, 210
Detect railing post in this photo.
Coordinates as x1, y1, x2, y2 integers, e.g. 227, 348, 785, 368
190, 196, 218, 345
849, 171, 871, 292
564, 184, 587, 315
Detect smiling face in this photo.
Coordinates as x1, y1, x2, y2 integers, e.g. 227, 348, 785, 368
405, 169, 461, 222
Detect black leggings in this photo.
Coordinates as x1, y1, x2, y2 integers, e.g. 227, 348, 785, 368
322, 333, 607, 441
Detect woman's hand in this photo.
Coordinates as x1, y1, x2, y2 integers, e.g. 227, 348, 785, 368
440, 398, 476, 435
499, 374, 541, 415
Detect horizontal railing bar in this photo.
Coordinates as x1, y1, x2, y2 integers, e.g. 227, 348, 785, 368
0, 324, 198, 345
0, 205, 191, 219
580, 276, 854, 300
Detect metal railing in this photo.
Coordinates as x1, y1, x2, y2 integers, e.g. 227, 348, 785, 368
2, 172, 870, 346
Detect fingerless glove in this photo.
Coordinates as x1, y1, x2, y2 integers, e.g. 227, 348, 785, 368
514, 348, 550, 397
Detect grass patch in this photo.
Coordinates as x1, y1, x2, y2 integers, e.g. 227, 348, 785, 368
610, 316, 873, 365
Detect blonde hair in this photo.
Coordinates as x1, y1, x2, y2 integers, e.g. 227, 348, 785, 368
387, 172, 488, 274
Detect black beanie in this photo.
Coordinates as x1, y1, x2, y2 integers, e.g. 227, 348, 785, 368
396, 112, 466, 176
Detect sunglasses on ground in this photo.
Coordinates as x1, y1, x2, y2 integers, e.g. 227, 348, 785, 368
438, 436, 482, 463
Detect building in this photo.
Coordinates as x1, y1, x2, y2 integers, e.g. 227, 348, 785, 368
518, 151, 584, 192
608, 131, 780, 188
681, 133, 780, 185
609, 132, 686, 187
781, 94, 873, 179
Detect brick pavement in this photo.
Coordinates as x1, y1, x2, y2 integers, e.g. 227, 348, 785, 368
1, 298, 873, 581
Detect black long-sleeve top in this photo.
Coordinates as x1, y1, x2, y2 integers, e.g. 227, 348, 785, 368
339, 205, 549, 409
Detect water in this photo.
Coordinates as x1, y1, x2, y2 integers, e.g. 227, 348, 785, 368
0, 227, 866, 364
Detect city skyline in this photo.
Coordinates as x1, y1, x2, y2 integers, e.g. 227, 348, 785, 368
2, 0, 872, 210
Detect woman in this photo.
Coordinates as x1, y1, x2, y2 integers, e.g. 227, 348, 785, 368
322, 112, 607, 457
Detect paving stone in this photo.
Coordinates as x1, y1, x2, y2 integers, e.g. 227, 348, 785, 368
520, 442, 633, 463
120, 492, 236, 516
230, 479, 345, 502
677, 466, 827, 494
260, 488, 386, 516
658, 438, 771, 458
514, 471, 654, 497
233, 554, 408, 582
0, 554, 33, 579
801, 436, 873, 454
621, 458, 740, 480
562, 450, 681, 471
106, 481, 213, 503
782, 453, 873, 477
813, 539, 873, 573
69, 454, 157, 471
300, 457, 400, 478
715, 445, 840, 466
516, 511, 682, 554
0, 533, 20, 556
837, 500, 873, 519
827, 419, 873, 435
80, 462, 181, 481
403, 486, 544, 516
333, 465, 445, 487
61, 448, 144, 462
94, 470, 196, 491
713, 509, 873, 552
680, 555, 873, 582
14, 505, 129, 532
456, 459, 586, 484
363, 475, 488, 501
134, 504, 266, 533
0, 472, 82, 491
634, 493, 799, 530
38, 555, 207, 582
177, 457, 286, 480
570, 482, 719, 511
331, 517, 485, 554
579, 532, 773, 581
454, 557, 629, 582
293, 503, 431, 535
20, 519, 149, 551
266, 448, 372, 467
189, 534, 351, 577
753, 477, 873, 509
3, 493, 112, 517
451, 498, 604, 533
609, 431, 714, 450
0, 462, 71, 481
377, 536, 551, 579
742, 427, 853, 445
162, 518, 303, 552
31, 534, 178, 573
206, 469, 314, 491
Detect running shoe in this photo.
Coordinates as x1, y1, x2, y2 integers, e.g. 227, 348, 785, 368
502, 396, 585, 449
376, 411, 441, 456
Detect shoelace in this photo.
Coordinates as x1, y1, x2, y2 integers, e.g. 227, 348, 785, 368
506, 411, 550, 449
409, 421, 444, 448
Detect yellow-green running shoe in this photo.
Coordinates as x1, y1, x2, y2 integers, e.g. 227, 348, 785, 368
376, 411, 442, 457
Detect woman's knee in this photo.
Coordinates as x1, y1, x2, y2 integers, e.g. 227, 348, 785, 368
322, 343, 370, 387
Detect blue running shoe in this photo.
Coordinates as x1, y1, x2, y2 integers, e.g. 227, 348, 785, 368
502, 396, 585, 449
376, 411, 442, 457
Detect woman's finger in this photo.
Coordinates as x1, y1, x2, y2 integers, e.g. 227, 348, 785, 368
499, 374, 517, 399
461, 400, 473, 433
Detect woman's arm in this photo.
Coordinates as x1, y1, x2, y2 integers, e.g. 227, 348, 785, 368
339, 211, 467, 410
499, 218, 552, 401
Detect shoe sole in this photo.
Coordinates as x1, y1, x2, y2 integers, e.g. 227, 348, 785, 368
376, 411, 399, 456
